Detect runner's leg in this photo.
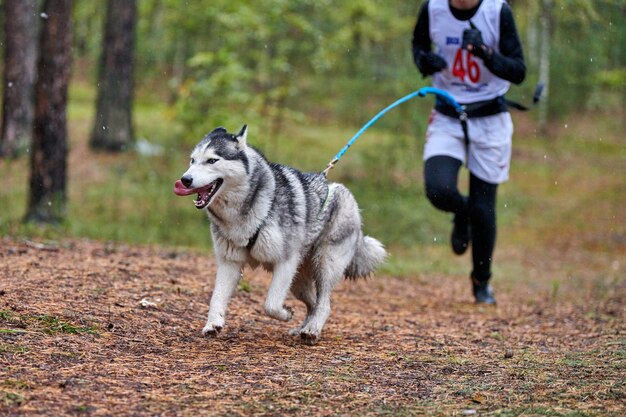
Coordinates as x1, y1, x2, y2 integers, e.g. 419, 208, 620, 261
468, 173, 498, 281
424, 155, 466, 214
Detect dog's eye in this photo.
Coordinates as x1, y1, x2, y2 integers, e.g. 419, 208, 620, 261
190, 158, 195, 165
206, 158, 219, 164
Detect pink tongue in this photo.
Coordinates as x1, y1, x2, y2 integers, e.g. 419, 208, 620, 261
174, 180, 197, 196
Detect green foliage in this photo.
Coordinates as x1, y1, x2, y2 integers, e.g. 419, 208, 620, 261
175, 0, 332, 136
72, 0, 626, 130
155, 0, 419, 136
517, 0, 625, 117
73, 0, 105, 63
595, 68, 626, 88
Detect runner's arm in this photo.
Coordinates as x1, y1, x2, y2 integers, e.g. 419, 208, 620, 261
412, 1, 447, 77
483, 3, 526, 84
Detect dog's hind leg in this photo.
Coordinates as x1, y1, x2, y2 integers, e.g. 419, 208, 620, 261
202, 260, 242, 336
299, 235, 358, 345
289, 266, 317, 336
264, 255, 300, 322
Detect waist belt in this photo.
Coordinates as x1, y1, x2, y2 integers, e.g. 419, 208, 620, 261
430, 88, 541, 155
434, 95, 517, 151
435, 95, 508, 119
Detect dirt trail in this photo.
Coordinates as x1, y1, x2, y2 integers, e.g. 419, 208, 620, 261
0, 238, 624, 416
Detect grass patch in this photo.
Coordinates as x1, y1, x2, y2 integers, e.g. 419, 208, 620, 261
0, 391, 25, 407
0, 329, 27, 335
492, 406, 600, 417
237, 279, 252, 293
32, 314, 98, 335
0, 344, 29, 354
71, 404, 95, 414
0, 309, 97, 335
1, 81, 624, 275
2, 380, 31, 391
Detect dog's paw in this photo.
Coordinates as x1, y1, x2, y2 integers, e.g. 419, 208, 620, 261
283, 305, 294, 321
299, 331, 319, 346
288, 326, 301, 336
265, 304, 293, 322
202, 323, 223, 337
299, 322, 322, 345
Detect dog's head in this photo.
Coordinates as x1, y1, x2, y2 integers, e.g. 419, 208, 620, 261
174, 125, 249, 209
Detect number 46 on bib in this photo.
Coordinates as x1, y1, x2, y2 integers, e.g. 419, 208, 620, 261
452, 49, 480, 83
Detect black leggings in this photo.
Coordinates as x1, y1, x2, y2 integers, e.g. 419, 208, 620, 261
424, 155, 497, 281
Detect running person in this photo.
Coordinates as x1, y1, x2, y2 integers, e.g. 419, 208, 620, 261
412, 0, 526, 304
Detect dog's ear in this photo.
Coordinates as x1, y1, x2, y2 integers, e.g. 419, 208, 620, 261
235, 124, 248, 149
209, 126, 227, 136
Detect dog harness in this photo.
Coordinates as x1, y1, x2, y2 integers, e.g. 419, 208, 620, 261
246, 183, 338, 251
318, 183, 338, 220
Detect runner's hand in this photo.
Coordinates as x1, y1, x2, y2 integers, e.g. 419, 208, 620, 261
462, 28, 491, 60
418, 51, 447, 77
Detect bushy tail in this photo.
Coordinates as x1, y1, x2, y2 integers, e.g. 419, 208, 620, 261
344, 235, 387, 279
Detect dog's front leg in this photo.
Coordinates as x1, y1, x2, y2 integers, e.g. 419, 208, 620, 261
264, 257, 299, 321
202, 260, 242, 336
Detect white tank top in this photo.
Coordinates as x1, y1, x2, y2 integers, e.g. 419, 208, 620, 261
429, 0, 510, 103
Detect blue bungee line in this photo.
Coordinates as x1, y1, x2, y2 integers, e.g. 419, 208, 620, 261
322, 87, 467, 177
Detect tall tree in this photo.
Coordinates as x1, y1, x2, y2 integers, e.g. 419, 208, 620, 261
537, 0, 553, 135
90, 0, 137, 152
0, 0, 38, 158
25, 0, 73, 224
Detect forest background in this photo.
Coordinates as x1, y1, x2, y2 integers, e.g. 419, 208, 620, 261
0, 0, 624, 275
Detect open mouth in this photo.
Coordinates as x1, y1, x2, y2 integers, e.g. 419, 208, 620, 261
174, 178, 224, 209
193, 179, 223, 209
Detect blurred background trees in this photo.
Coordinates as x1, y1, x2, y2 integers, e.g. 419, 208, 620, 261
24, 0, 72, 224
517, 0, 625, 133
0, 0, 38, 157
89, 0, 619, 137
90, 0, 137, 152
4, 0, 622, 149
0, 0, 624, 229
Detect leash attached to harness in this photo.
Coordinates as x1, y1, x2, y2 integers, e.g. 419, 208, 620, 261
322, 87, 465, 176
322, 84, 544, 177
322, 90, 424, 177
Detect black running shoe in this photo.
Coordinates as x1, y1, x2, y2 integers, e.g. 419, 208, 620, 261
451, 212, 470, 255
472, 277, 496, 305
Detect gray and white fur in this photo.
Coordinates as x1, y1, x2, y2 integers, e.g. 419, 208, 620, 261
175, 125, 386, 344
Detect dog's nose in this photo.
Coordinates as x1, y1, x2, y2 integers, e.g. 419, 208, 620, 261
181, 175, 193, 188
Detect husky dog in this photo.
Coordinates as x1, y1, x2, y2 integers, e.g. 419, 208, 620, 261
174, 125, 386, 344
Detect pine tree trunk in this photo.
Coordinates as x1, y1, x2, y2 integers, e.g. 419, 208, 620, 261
538, 0, 553, 136
169, 36, 187, 105
24, 0, 73, 224
526, 4, 538, 68
0, 0, 38, 158
90, 0, 137, 152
